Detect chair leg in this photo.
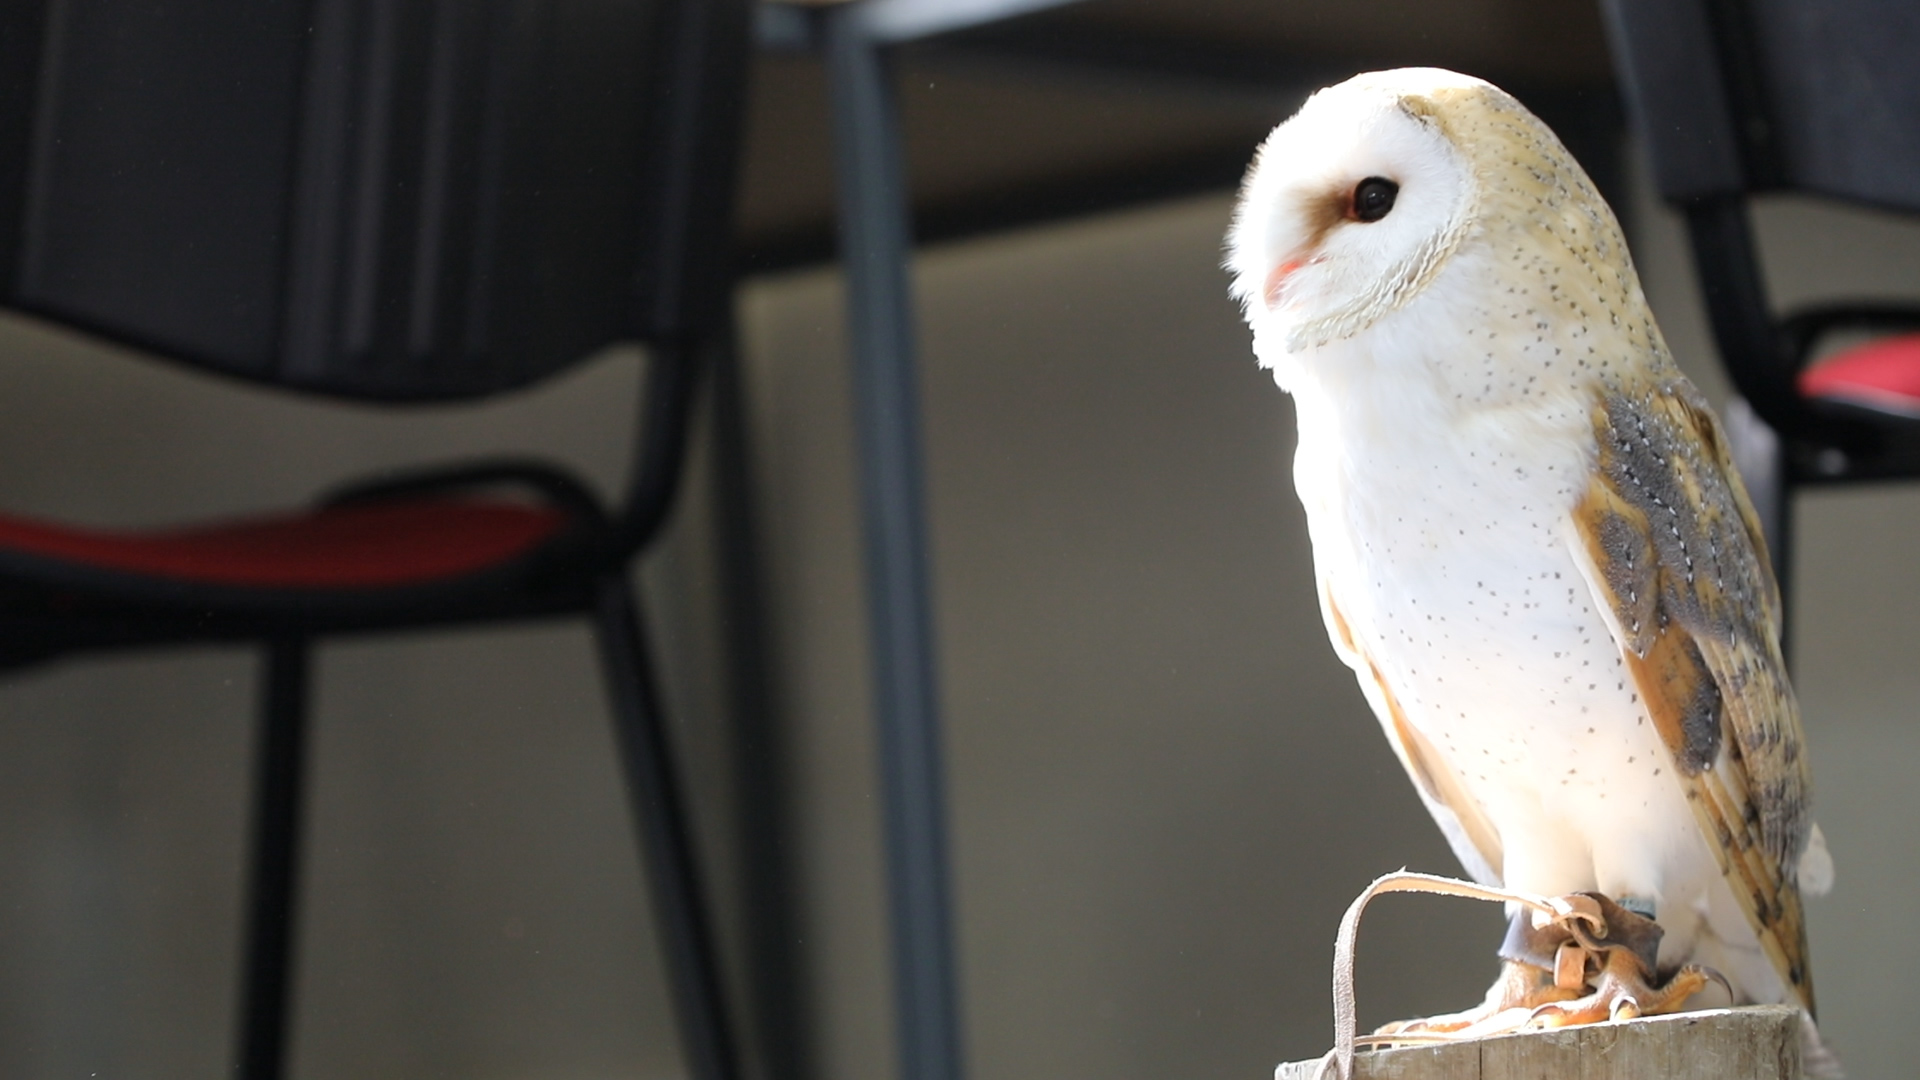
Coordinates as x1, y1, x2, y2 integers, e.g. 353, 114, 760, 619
236, 637, 311, 1080
710, 321, 815, 1080
591, 575, 739, 1080
822, 9, 966, 1080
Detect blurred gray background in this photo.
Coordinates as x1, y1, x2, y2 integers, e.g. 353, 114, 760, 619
0, 1, 1917, 1078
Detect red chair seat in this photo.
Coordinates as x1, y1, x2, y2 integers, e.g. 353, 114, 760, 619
1800, 332, 1920, 418
0, 498, 570, 589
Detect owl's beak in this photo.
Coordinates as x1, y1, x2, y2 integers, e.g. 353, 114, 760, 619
1264, 258, 1305, 309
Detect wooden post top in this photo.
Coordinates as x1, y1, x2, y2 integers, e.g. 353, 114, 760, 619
1275, 1006, 1800, 1080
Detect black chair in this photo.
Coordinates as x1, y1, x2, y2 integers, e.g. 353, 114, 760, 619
0, 2, 750, 1079
1601, 0, 1920, 628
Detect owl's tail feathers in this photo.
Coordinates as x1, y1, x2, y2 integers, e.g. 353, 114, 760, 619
1798, 823, 1835, 897
1794, 822, 1839, 1078
1800, 1010, 1845, 1079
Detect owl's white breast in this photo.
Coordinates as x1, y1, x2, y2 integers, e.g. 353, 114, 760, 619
1276, 250, 1720, 927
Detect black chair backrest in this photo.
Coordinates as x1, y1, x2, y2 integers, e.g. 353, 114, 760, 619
0, 0, 746, 402
1603, 0, 1920, 213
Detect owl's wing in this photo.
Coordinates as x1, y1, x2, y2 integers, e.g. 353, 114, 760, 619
1568, 379, 1815, 1011
1320, 578, 1506, 887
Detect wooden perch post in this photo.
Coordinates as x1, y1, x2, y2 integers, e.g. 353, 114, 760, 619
1274, 1006, 1800, 1080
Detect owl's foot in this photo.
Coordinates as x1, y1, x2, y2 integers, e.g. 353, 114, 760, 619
1523, 951, 1715, 1027
1370, 891, 1719, 1044
1371, 957, 1579, 1041
1510, 891, 1723, 1028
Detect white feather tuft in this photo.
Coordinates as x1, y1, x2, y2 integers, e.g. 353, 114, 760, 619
1797, 822, 1834, 897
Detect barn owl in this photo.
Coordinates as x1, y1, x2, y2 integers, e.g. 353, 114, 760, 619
1227, 68, 1836, 1051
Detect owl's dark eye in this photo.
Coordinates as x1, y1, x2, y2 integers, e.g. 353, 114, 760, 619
1352, 177, 1399, 222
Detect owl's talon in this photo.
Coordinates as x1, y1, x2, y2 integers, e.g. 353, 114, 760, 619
1370, 956, 1575, 1043
1524, 956, 1714, 1030
1374, 892, 1714, 1046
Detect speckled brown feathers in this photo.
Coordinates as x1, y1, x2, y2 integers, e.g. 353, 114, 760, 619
1573, 380, 1815, 1010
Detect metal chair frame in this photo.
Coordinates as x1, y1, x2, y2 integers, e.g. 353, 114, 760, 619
0, 3, 753, 1079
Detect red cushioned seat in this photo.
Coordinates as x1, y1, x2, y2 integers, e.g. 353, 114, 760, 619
1799, 331, 1920, 418
0, 499, 570, 589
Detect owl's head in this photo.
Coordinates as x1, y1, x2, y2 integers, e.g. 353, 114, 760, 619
1228, 68, 1501, 356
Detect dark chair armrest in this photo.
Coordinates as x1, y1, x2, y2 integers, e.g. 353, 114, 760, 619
599, 334, 706, 567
